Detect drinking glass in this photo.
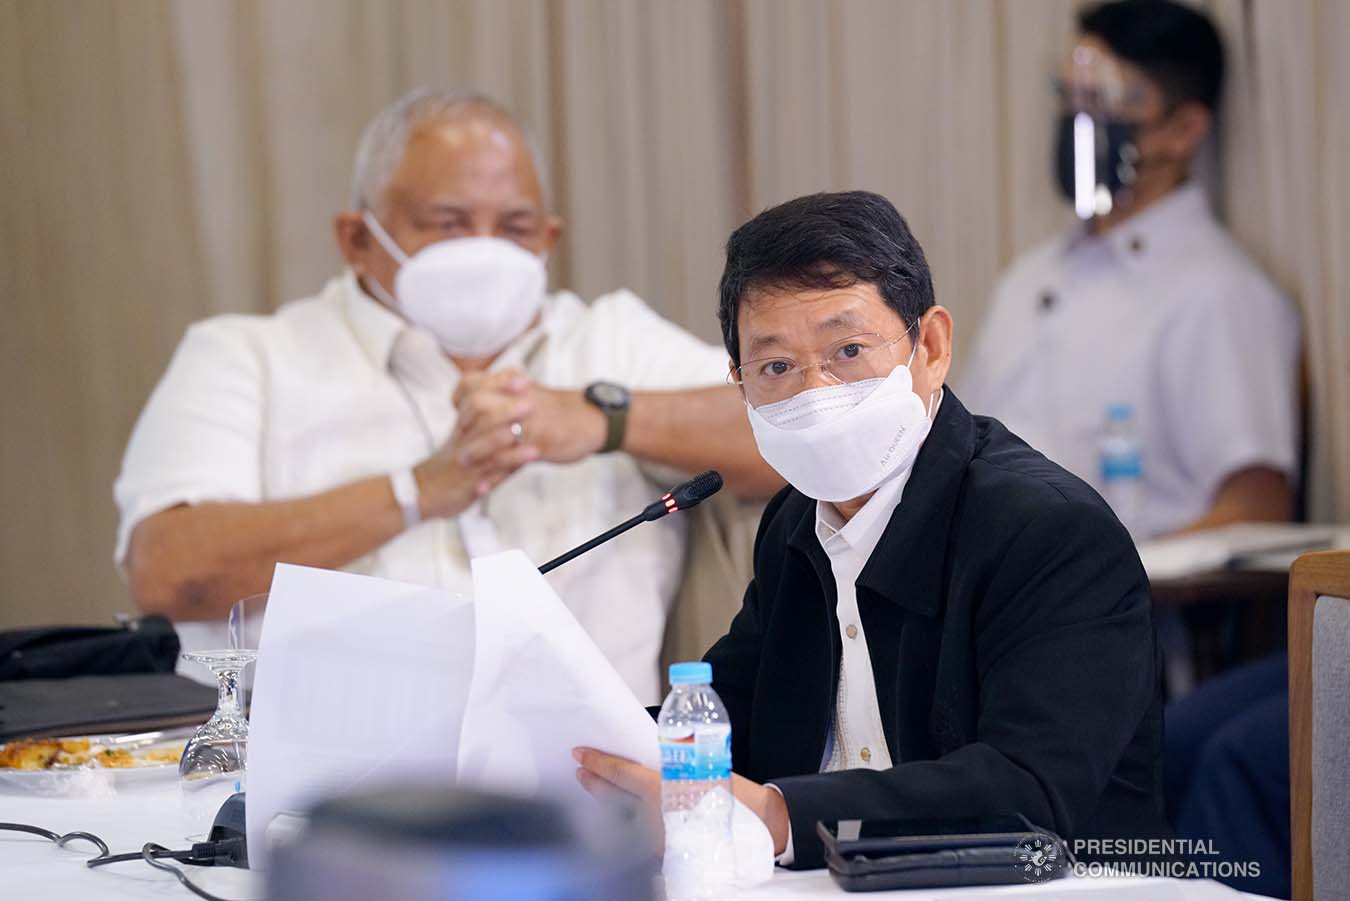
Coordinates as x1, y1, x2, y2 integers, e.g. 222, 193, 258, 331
178, 592, 267, 837
228, 591, 269, 706
178, 649, 255, 836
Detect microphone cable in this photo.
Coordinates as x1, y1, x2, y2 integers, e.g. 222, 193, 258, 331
0, 821, 250, 901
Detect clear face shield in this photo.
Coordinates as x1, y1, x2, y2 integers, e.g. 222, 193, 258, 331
1055, 45, 1144, 220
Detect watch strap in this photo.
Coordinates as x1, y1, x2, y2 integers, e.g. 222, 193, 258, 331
601, 405, 628, 453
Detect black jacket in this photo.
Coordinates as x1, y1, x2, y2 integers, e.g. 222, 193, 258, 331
704, 390, 1166, 869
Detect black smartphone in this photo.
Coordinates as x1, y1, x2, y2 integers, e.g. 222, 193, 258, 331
816, 814, 1068, 892
819, 813, 1040, 856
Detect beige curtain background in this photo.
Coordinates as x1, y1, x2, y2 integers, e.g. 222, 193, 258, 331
1, 0, 1346, 631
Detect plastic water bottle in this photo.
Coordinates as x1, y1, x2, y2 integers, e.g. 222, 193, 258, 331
659, 661, 734, 901
1100, 403, 1144, 537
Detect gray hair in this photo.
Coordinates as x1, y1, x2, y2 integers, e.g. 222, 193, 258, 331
349, 86, 548, 212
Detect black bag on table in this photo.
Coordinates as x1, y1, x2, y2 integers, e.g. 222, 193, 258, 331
0, 616, 217, 741
0, 615, 180, 681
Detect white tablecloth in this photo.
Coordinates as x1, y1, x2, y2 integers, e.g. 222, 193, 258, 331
0, 780, 1260, 901
0, 781, 260, 900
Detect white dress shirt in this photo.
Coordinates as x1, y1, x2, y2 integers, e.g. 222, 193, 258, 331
813, 481, 901, 777
772, 390, 941, 865
114, 272, 730, 703
960, 183, 1299, 538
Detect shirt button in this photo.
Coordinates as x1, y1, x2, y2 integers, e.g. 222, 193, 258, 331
860, 747, 872, 763
846, 624, 858, 640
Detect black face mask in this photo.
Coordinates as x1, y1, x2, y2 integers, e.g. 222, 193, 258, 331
1054, 112, 1140, 214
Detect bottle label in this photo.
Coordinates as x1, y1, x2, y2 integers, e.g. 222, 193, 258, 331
660, 723, 731, 781
1101, 454, 1142, 481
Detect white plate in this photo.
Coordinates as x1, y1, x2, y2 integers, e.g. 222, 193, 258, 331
0, 728, 192, 796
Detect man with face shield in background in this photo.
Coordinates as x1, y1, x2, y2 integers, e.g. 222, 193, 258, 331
113, 88, 781, 704
961, 0, 1299, 542
959, 5, 1301, 894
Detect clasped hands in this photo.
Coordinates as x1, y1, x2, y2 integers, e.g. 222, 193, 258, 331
412, 368, 607, 520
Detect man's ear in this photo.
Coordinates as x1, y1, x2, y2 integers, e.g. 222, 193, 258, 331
919, 305, 954, 386
727, 358, 743, 394
1166, 102, 1212, 160
334, 211, 370, 270
541, 213, 565, 255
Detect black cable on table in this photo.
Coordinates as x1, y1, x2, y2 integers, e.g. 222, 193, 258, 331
0, 821, 248, 901
0, 821, 109, 859
141, 842, 235, 901
86, 845, 200, 868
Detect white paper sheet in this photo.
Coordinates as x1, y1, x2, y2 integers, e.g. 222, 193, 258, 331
246, 553, 770, 884
245, 563, 474, 871
459, 550, 771, 885
457, 549, 661, 798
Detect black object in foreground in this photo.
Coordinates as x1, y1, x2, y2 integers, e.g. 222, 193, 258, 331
538, 470, 724, 575
268, 783, 656, 901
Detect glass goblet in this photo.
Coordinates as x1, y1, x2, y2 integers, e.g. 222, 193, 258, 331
179, 648, 257, 838
227, 591, 268, 706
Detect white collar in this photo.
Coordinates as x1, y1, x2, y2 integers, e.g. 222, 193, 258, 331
1059, 180, 1212, 265
815, 464, 912, 559
342, 270, 406, 370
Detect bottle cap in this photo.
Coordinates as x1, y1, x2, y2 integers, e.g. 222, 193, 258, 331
669, 661, 713, 685
1106, 403, 1134, 422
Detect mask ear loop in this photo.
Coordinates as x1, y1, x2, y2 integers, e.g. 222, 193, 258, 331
361, 211, 412, 266
905, 319, 939, 420
905, 331, 920, 368
358, 211, 411, 310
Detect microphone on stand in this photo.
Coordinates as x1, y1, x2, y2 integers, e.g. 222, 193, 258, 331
537, 470, 724, 575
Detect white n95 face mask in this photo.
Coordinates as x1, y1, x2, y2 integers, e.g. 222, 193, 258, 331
746, 361, 934, 503
362, 211, 546, 358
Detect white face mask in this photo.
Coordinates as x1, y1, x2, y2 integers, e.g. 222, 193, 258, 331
746, 353, 936, 503
362, 211, 547, 358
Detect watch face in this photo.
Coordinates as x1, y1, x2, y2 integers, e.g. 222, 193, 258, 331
588, 382, 629, 409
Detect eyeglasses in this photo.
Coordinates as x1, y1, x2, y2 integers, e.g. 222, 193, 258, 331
730, 322, 917, 408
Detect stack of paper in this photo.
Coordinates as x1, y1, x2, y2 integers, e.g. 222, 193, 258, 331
245, 564, 474, 870
246, 551, 773, 883
1137, 522, 1344, 581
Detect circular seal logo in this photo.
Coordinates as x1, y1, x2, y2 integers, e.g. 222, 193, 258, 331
1015, 833, 1065, 883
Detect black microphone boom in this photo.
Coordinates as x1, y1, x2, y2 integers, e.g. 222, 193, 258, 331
537, 470, 723, 575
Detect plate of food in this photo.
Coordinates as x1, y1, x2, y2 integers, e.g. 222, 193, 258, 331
0, 728, 190, 794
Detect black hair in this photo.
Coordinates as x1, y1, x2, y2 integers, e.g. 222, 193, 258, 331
717, 191, 935, 365
1079, 0, 1225, 111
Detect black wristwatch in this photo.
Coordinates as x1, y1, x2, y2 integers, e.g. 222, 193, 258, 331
584, 381, 631, 453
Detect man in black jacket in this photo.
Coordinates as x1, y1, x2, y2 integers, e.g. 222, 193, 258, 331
576, 190, 1166, 869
